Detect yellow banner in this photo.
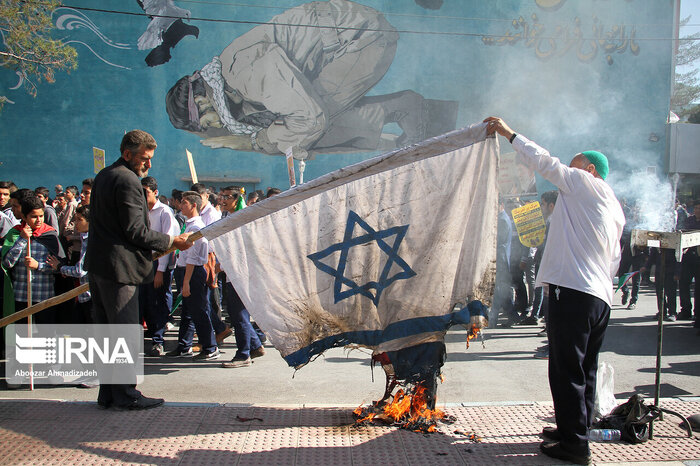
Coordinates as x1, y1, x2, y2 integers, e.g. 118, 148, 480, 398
511, 201, 546, 247
92, 147, 105, 174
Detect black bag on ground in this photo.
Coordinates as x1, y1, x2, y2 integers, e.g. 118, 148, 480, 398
593, 394, 693, 443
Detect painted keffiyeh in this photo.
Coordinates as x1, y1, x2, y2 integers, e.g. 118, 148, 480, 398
199, 57, 262, 136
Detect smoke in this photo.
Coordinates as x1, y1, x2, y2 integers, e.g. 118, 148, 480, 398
607, 168, 676, 232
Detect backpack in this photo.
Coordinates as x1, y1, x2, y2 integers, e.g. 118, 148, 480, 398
593, 394, 693, 443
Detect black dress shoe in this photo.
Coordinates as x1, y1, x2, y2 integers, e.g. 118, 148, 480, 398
97, 400, 111, 410
112, 396, 164, 411
541, 426, 561, 441
540, 441, 591, 465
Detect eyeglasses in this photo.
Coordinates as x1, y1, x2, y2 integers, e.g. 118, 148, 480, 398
220, 194, 236, 200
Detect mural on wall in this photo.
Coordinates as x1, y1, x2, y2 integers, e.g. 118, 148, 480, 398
53, 8, 133, 70
136, 0, 199, 67
483, 12, 640, 65
0, 0, 676, 197
165, 0, 458, 160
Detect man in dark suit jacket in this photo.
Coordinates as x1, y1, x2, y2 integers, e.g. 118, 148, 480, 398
86, 129, 191, 410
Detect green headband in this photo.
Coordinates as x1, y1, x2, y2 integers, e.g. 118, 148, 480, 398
581, 150, 609, 180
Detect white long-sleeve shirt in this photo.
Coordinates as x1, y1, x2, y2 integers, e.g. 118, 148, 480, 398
176, 216, 209, 267
149, 200, 180, 272
511, 135, 625, 306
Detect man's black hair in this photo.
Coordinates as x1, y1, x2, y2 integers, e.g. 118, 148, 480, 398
541, 190, 558, 206
66, 185, 78, 196
190, 183, 207, 195
34, 186, 50, 198
0, 181, 11, 190
141, 176, 158, 192
76, 204, 90, 222
10, 188, 33, 201
82, 178, 94, 188
221, 186, 241, 204
120, 130, 156, 155
181, 190, 202, 212
172, 189, 183, 202
20, 194, 44, 216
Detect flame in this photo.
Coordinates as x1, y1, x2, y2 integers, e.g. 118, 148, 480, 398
353, 383, 447, 433
466, 324, 481, 349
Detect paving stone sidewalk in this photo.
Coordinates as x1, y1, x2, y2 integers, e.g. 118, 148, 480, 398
0, 398, 698, 465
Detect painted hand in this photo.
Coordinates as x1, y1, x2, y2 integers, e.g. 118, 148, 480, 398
200, 135, 253, 151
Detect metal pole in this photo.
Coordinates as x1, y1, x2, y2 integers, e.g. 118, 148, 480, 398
650, 249, 666, 439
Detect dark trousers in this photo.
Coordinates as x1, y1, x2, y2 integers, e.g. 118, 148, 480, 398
679, 253, 699, 317
618, 250, 643, 303
511, 266, 528, 315
174, 266, 216, 353
53, 274, 76, 324
89, 274, 143, 408
15, 301, 59, 325
222, 281, 261, 359
547, 285, 610, 456
139, 264, 174, 345
76, 299, 94, 324
208, 286, 228, 334
655, 271, 677, 316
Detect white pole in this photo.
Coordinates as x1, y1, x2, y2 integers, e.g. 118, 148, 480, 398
299, 160, 306, 184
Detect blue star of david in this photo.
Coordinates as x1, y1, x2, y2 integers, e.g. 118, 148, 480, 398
307, 210, 416, 306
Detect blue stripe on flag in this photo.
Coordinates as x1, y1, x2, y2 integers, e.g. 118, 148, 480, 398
282, 302, 484, 367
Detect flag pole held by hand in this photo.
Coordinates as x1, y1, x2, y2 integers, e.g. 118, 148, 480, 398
26, 236, 34, 391
153, 230, 202, 261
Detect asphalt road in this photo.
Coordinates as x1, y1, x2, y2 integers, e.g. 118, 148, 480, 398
1, 284, 698, 406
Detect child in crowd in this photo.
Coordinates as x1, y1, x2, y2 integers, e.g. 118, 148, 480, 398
47, 205, 92, 324
166, 191, 219, 360
2, 195, 64, 323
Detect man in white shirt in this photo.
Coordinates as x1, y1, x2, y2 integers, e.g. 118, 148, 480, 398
190, 183, 232, 345
166, 191, 219, 360
141, 177, 181, 356
486, 117, 625, 465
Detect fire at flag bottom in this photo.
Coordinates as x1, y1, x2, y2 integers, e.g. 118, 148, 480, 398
205, 122, 499, 369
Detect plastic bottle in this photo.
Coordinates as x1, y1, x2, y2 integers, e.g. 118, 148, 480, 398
589, 429, 621, 442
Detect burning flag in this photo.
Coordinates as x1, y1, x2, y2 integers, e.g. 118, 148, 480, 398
202, 122, 498, 369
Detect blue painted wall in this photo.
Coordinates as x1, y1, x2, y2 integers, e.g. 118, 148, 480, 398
0, 0, 675, 197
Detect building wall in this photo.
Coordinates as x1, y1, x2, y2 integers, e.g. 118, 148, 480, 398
0, 0, 675, 198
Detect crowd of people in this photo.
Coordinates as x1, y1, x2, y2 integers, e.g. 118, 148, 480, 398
1, 121, 698, 462
492, 193, 700, 341
0, 171, 283, 371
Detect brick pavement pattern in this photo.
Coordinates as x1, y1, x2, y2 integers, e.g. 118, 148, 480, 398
0, 399, 698, 465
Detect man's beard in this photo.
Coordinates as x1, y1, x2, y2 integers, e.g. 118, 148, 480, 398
128, 161, 149, 177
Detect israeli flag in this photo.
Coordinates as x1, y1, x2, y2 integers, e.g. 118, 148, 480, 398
204, 122, 499, 368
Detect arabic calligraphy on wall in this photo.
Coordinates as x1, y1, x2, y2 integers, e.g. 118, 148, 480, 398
483, 13, 640, 65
